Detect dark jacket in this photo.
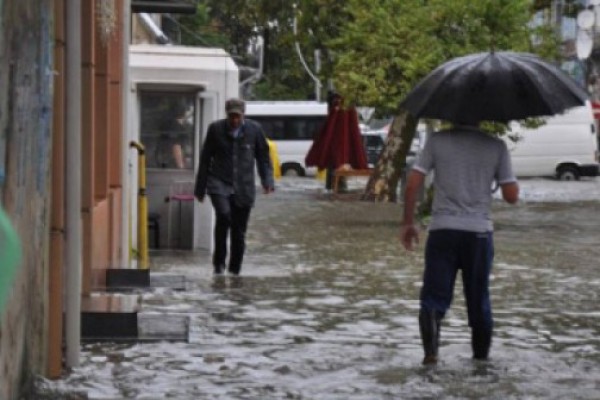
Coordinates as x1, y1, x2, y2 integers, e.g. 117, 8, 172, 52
194, 118, 274, 207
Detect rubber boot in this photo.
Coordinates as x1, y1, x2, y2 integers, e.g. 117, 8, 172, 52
419, 310, 441, 365
472, 327, 492, 360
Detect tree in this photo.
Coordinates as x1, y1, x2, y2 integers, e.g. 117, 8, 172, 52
174, 1, 559, 201
328, 0, 560, 201
174, 1, 353, 100
176, 3, 229, 48
196, 0, 323, 100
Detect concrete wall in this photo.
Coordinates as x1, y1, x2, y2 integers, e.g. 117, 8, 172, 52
0, 1, 53, 399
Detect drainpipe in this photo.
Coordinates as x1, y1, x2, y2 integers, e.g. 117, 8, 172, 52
48, 0, 66, 378
138, 13, 170, 44
65, 0, 82, 368
121, 0, 131, 267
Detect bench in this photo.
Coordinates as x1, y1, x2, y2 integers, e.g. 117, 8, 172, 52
333, 168, 372, 193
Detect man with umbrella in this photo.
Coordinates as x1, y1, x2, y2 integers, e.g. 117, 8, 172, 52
399, 51, 588, 365
402, 122, 519, 364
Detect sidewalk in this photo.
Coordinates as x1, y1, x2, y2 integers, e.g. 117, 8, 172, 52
35, 178, 600, 399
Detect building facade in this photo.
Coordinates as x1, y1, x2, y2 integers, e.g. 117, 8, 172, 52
0, 0, 128, 397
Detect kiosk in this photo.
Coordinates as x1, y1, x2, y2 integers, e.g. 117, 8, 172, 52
129, 44, 238, 251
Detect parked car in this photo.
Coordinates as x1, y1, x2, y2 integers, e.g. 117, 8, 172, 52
362, 132, 385, 167
361, 127, 425, 168
504, 103, 599, 180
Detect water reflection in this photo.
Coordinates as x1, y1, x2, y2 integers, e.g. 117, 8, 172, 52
35, 178, 600, 399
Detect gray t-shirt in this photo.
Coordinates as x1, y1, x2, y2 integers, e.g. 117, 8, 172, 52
412, 126, 516, 232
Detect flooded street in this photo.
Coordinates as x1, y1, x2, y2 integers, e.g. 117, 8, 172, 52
37, 178, 600, 399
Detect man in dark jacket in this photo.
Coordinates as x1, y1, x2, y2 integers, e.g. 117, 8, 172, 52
194, 98, 274, 275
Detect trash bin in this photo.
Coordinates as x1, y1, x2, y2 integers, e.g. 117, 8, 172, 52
166, 181, 195, 249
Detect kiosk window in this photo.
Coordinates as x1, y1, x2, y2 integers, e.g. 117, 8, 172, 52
140, 92, 196, 170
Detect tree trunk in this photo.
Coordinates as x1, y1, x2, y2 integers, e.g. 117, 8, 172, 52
362, 108, 418, 202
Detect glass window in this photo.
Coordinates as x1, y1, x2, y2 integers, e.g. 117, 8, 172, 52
252, 117, 285, 140
289, 117, 325, 140
247, 116, 326, 141
140, 91, 196, 170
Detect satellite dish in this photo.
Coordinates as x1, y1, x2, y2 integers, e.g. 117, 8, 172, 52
576, 30, 593, 60
577, 10, 595, 29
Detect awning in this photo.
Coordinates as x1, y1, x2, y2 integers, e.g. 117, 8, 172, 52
131, 0, 197, 14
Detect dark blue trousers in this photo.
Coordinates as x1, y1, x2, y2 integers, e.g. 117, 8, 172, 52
209, 194, 251, 275
421, 229, 494, 333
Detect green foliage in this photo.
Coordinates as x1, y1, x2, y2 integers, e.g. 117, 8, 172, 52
329, 0, 559, 114
532, 0, 552, 10
329, 0, 437, 110
252, 75, 311, 100
472, 117, 546, 137
192, 0, 318, 99
562, 0, 585, 18
177, 3, 229, 48
175, 0, 559, 103
427, 0, 532, 55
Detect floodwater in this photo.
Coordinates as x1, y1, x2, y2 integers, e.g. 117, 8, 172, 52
36, 178, 600, 399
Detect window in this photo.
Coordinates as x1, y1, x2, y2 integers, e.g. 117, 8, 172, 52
250, 116, 326, 141
140, 91, 196, 170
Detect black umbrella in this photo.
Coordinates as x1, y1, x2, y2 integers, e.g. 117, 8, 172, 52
401, 51, 589, 123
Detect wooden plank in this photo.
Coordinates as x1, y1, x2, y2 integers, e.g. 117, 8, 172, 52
333, 169, 372, 193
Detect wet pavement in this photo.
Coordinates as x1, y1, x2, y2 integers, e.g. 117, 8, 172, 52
36, 177, 600, 399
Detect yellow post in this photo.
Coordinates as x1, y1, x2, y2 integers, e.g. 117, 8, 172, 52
267, 139, 282, 180
129, 141, 149, 269
316, 169, 327, 181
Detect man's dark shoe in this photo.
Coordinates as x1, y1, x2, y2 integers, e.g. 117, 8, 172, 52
214, 265, 225, 275
419, 309, 441, 366
211, 275, 226, 290
229, 275, 243, 288
227, 266, 240, 276
472, 327, 492, 360
422, 355, 438, 365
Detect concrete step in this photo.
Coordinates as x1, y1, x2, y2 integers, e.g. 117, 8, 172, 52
105, 269, 186, 292
81, 287, 189, 341
81, 269, 189, 341
149, 272, 186, 291
106, 268, 150, 291
81, 293, 140, 340
138, 313, 188, 341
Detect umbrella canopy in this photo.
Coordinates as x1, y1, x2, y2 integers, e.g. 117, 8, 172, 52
305, 107, 368, 170
401, 51, 589, 123
0, 206, 21, 311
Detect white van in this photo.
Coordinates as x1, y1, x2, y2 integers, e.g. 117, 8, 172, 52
245, 101, 327, 176
505, 103, 599, 180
